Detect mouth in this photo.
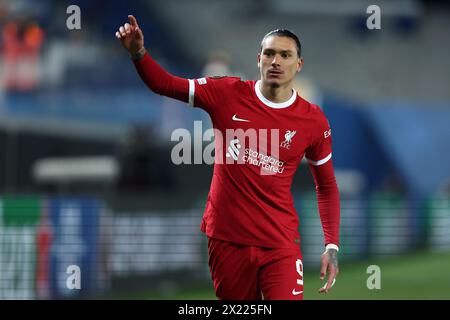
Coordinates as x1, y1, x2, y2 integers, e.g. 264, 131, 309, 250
267, 69, 283, 78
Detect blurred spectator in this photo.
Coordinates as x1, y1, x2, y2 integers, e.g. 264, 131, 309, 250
202, 49, 231, 77
292, 75, 324, 107
0, 19, 44, 92
202, 49, 246, 79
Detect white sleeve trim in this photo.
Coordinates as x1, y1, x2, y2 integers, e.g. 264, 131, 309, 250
307, 152, 332, 166
188, 79, 195, 107
325, 244, 339, 252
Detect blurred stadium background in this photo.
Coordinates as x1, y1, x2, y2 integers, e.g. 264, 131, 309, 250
0, 0, 449, 300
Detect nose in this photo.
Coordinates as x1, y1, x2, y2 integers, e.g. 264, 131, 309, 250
271, 54, 280, 67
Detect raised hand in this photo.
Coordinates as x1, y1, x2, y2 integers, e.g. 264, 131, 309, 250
115, 15, 144, 57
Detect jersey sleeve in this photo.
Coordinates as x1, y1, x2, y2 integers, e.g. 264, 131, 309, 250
133, 52, 237, 116
133, 52, 190, 103
306, 106, 340, 248
188, 76, 240, 115
308, 159, 340, 248
305, 107, 333, 166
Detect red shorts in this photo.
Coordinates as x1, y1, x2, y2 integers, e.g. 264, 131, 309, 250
207, 237, 304, 300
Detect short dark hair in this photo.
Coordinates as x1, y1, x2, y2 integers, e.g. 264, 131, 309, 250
260, 29, 302, 58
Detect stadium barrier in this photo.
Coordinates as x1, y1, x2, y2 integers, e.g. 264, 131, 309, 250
1, 191, 449, 299
426, 194, 450, 252
0, 195, 101, 299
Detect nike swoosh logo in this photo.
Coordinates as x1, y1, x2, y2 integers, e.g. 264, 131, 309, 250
232, 114, 250, 122
292, 289, 303, 295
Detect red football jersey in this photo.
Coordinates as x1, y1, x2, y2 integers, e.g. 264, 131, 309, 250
133, 53, 339, 250
188, 77, 333, 249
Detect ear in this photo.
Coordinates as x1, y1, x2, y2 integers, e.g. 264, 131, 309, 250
257, 53, 261, 68
296, 57, 304, 73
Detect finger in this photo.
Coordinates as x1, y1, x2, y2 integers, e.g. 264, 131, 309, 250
319, 281, 327, 293
134, 27, 143, 40
325, 273, 336, 291
330, 264, 338, 280
319, 261, 327, 280
318, 264, 336, 293
115, 31, 121, 39
319, 278, 336, 293
124, 23, 131, 34
324, 267, 337, 292
128, 15, 139, 28
119, 26, 126, 36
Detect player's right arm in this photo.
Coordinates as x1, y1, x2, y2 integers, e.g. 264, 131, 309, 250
115, 15, 222, 111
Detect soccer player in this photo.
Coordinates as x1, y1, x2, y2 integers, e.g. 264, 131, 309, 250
116, 15, 340, 300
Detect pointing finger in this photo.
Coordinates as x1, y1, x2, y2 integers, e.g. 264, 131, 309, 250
128, 15, 139, 28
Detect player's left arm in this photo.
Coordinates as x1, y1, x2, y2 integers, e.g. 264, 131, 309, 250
305, 109, 340, 293
308, 159, 340, 293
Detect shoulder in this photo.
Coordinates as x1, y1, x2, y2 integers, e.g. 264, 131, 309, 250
298, 97, 330, 129
193, 76, 244, 92
197, 76, 243, 86
205, 77, 252, 97
310, 103, 328, 123
297, 95, 327, 118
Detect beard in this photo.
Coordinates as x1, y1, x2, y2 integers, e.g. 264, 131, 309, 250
269, 82, 281, 88
268, 80, 281, 88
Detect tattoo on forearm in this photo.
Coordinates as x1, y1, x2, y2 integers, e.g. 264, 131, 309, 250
328, 249, 338, 269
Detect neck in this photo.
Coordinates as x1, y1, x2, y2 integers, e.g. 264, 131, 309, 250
259, 80, 293, 103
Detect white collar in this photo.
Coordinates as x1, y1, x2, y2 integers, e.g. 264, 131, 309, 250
254, 80, 297, 109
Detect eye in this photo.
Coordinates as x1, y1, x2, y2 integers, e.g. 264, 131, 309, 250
282, 53, 289, 58
264, 51, 273, 57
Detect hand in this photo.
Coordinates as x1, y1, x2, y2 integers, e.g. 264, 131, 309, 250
115, 15, 145, 57
318, 248, 339, 293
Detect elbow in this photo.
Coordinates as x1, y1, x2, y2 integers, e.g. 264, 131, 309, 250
315, 180, 339, 195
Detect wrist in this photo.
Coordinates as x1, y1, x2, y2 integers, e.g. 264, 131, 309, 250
130, 47, 146, 60
325, 244, 339, 252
